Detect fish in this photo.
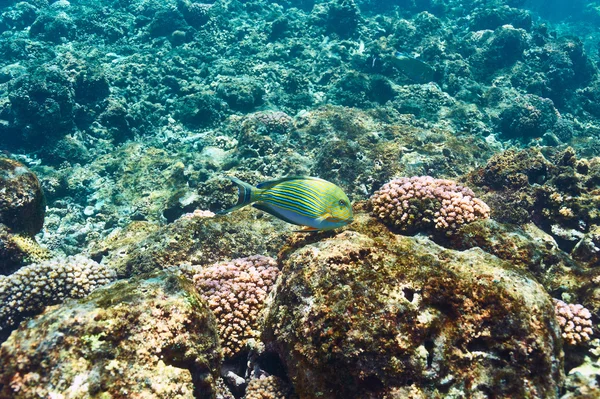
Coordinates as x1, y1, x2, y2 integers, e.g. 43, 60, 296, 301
390, 52, 436, 83
219, 176, 354, 231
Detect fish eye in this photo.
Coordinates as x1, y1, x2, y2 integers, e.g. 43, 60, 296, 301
339, 199, 347, 207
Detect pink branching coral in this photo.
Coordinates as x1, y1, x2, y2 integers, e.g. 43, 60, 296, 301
369, 176, 491, 233
183, 255, 280, 358
554, 299, 594, 345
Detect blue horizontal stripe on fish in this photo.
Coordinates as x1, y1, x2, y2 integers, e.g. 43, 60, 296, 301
273, 181, 335, 211
261, 184, 329, 218
268, 181, 329, 205
261, 192, 325, 218
274, 180, 337, 207
267, 186, 327, 213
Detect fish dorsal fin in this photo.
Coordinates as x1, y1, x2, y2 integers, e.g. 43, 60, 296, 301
256, 176, 327, 189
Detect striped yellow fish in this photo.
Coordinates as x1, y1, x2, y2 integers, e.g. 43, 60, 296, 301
219, 176, 353, 231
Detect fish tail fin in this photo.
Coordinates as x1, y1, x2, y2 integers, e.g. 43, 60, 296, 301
218, 177, 257, 214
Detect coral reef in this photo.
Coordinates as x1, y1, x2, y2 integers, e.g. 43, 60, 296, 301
95, 208, 291, 278
0, 0, 599, 396
0, 272, 221, 398
0, 255, 114, 335
369, 176, 490, 234
264, 225, 563, 398
467, 147, 600, 253
181, 255, 280, 358
554, 299, 594, 346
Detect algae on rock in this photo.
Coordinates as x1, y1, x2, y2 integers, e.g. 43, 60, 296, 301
264, 223, 563, 398
0, 272, 222, 399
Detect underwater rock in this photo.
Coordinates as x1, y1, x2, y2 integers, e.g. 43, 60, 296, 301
391, 84, 455, 121
560, 344, 600, 399
177, 0, 213, 29
287, 106, 495, 199
498, 94, 559, 141
216, 76, 265, 112
29, 9, 76, 43
577, 79, 600, 118
330, 73, 396, 107
5, 67, 75, 148
0, 271, 221, 398
0, 158, 45, 236
0, 225, 27, 274
469, 6, 532, 31
543, 37, 597, 101
467, 147, 552, 193
445, 219, 583, 296
97, 98, 132, 142
73, 69, 110, 105
484, 24, 529, 69
89, 220, 160, 262
464, 24, 528, 79
97, 208, 293, 278
245, 375, 292, 399
47, 135, 92, 164
468, 147, 600, 253
518, 35, 597, 107
552, 117, 576, 143
571, 225, 600, 267
312, 0, 362, 39
0, 1, 39, 33
174, 92, 227, 128
148, 8, 188, 37
264, 227, 563, 398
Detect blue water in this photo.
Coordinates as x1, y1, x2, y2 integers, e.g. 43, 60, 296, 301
0, 0, 600, 398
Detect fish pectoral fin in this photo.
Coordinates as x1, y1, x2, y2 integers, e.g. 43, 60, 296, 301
315, 213, 332, 222
317, 213, 345, 223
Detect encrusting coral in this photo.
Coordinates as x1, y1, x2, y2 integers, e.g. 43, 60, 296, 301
181, 255, 280, 358
0, 255, 115, 332
368, 176, 490, 234
0, 227, 53, 275
9, 234, 53, 264
245, 375, 291, 399
554, 298, 594, 345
